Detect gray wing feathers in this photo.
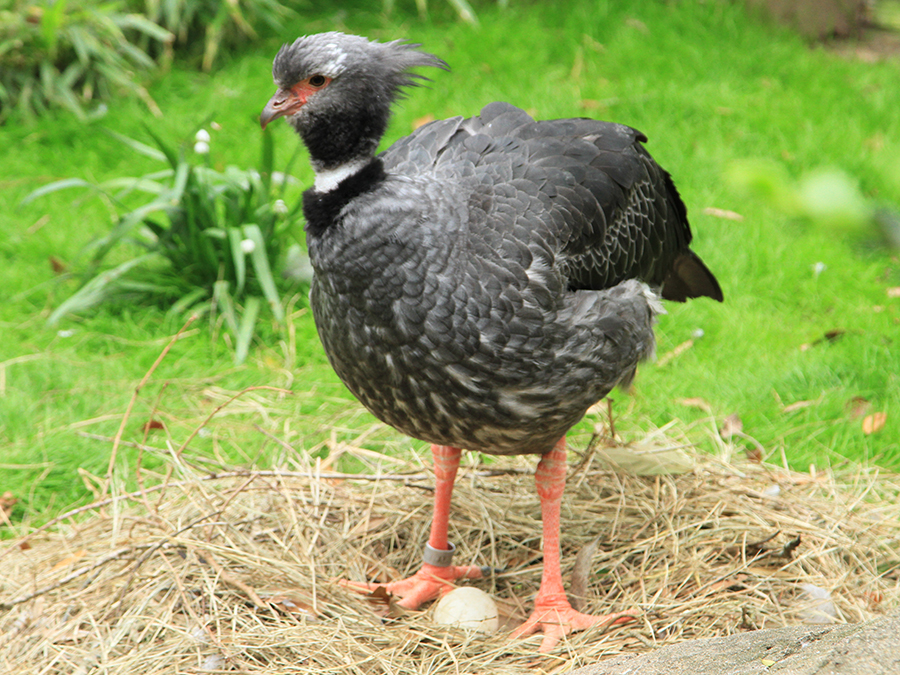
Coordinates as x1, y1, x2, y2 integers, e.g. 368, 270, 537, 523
382, 102, 696, 295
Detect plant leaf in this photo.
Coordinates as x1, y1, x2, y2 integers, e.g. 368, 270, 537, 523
242, 223, 283, 322
20, 178, 96, 206
105, 130, 167, 162
46, 253, 159, 326
228, 227, 246, 294
234, 296, 261, 365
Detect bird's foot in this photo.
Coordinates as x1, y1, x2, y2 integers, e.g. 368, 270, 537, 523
511, 596, 637, 652
339, 561, 487, 610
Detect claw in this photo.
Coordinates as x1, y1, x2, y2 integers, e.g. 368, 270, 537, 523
511, 605, 637, 653
338, 562, 486, 610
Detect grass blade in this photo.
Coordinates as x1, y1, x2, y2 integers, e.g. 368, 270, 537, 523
242, 223, 283, 322
234, 296, 261, 365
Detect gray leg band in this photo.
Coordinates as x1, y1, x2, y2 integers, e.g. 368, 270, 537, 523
423, 542, 455, 567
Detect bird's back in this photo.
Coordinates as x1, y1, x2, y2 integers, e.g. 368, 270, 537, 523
384, 102, 721, 302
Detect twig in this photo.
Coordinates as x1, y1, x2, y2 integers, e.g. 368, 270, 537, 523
104, 510, 223, 620
198, 547, 267, 609
102, 315, 197, 502
174, 385, 292, 459
0, 546, 141, 610
0, 467, 529, 563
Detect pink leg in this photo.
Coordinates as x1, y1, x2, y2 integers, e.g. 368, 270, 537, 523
340, 445, 485, 609
511, 436, 637, 652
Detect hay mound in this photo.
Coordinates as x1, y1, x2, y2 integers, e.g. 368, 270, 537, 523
2, 438, 899, 674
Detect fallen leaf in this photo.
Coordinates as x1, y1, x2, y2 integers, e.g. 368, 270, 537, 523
412, 114, 434, 130
800, 329, 846, 351
745, 445, 764, 463
569, 539, 598, 611
19, 540, 32, 551
677, 397, 713, 413
366, 586, 392, 608
719, 413, 743, 440
52, 549, 88, 570
142, 419, 166, 432
707, 574, 749, 594
269, 593, 319, 619
703, 207, 744, 221
0, 491, 16, 514
49, 256, 67, 274
579, 99, 606, 111
845, 396, 871, 419
862, 412, 887, 435
887, 287, 900, 298
761, 659, 776, 667
0, 492, 16, 526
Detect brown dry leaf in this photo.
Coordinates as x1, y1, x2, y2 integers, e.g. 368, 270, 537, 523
677, 397, 713, 413
579, 99, 606, 111
268, 593, 319, 619
846, 396, 871, 419
800, 329, 846, 351
48, 256, 67, 274
412, 114, 434, 130
862, 412, 887, 435
886, 287, 900, 298
569, 539, 598, 611
719, 413, 743, 440
19, 539, 32, 551
703, 207, 744, 221
52, 549, 88, 570
706, 574, 749, 594
0, 491, 16, 516
745, 445, 764, 463
142, 419, 166, 433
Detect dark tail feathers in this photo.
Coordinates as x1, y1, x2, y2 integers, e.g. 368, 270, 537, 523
661, 250, 723, 303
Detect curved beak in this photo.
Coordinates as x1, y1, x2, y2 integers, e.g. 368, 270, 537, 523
260, 87, 299, 129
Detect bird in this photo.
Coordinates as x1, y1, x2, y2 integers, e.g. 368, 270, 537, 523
261, 32, 722, 652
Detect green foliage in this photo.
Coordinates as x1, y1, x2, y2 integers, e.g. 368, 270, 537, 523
22, 124, 305, 363
0, 0, 171, 120
130, 0, 295, 71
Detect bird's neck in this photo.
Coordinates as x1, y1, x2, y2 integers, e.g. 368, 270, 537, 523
297, 107, 388, 185
302, 157, 387, 238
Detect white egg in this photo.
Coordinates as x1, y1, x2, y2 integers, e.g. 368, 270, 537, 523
432, 587, 499, 635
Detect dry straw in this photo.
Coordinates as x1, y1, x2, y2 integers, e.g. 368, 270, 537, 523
2, 422, 899, 675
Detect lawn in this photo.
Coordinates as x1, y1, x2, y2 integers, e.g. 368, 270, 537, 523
2, 0, 899, 524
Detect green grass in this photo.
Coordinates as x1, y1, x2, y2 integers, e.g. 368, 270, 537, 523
2, 0, 899, 524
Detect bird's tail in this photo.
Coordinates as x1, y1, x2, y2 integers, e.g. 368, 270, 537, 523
660, 250, 723, 303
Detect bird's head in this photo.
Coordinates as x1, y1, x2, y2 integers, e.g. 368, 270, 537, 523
260, 32, 447, 143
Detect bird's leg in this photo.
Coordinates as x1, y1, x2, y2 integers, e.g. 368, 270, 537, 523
511, 436, 637, 652
339, 444, 486, 609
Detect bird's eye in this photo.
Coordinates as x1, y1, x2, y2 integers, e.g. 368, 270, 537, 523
308, 75, 327, 88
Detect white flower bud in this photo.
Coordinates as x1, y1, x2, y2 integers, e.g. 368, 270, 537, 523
193, 140, 210, 155
274, 199, 288, 216
240, 238, 256, 254
194, 128, 211, 143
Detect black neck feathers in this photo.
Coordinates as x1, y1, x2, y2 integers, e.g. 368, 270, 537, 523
303, 158, 387, 238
